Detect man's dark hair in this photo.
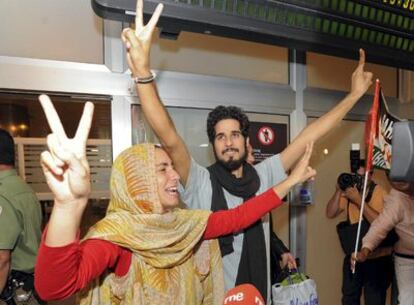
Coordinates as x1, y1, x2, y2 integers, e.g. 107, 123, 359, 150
206, 106, 250, 143
0, 128, 15, 166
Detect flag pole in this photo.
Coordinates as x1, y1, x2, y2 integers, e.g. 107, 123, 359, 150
351, 172, 369, 274
352, 79, 380, 273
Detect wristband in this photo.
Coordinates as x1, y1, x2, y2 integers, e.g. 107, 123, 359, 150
132, 71, 156, 84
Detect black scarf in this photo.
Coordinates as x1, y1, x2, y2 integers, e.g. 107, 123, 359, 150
207, 161, 267, 301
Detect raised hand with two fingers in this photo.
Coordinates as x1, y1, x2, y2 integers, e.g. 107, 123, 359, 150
272, 142, 316, 200
121, 0, 164, 78
39, 94, 94, 207
288, 142, 317, 185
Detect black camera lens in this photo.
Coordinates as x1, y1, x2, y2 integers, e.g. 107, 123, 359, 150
337, 173, 354, 191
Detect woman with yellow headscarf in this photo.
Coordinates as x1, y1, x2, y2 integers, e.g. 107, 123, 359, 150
34, 95, 316, 305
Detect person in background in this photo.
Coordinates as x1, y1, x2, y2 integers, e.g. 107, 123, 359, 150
326, 161, 393, 305
34, 95, 316, 305
0, 128, 43, 305
353, 181, 414, 305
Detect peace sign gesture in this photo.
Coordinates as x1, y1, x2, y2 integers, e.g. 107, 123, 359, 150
350, 49, 373, 98
288, 142, 316, 185
122, 0, 164, 78
39, 95, 94, 205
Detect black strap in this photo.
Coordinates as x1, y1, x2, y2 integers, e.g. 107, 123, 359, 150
364, 182, 376, 203
346, 182, 376, 222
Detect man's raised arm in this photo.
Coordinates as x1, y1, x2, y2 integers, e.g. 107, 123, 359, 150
281, 49, 373, 171
121, 0, 191, 184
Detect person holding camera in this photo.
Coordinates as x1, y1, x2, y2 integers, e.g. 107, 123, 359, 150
326, 160, 394, 305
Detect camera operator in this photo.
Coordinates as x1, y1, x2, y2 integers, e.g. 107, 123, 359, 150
326, 160, 394, 305
0, 129, 43, 305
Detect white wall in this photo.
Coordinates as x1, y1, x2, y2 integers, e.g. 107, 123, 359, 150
0, 1, 406, 95
307, 52, 398, 97
0, 0, 103, 64
151, 31, 288, 84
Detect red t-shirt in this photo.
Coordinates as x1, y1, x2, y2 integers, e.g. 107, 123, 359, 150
35, 188, 281, 301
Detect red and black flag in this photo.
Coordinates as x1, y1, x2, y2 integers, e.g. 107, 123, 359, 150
365, 80, 401, 172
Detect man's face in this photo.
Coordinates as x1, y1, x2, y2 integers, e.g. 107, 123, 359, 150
212, 118, 247, 171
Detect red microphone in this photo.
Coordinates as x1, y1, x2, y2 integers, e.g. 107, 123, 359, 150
222, 284, 265, 305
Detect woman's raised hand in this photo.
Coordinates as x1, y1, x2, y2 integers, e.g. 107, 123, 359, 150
271, 142, 316, 200
288, 142, 316, 185
39, 95, 94, 206
121, 0, 164, 77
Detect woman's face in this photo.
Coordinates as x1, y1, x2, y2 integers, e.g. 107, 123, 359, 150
154, 148, 180, 213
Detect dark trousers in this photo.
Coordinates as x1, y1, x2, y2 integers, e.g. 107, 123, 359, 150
342, 255, 393, 305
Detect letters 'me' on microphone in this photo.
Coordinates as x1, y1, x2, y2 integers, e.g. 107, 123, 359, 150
222, 284, 265, 305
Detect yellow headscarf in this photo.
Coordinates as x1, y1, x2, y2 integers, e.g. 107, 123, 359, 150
78, 144, 224, 305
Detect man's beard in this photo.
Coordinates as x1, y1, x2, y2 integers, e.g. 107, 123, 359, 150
214, 147, 247, 171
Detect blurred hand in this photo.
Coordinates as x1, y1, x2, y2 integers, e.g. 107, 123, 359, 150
121, 0, 164, 77
351, 248, 370, 271
350, 49, 373, 98
335, 184, 346, 199
344, 186, 362, 206
335, 183, 343, 192
281, 253, 297, 270
287, 142, 317, 186
39, 95, 94, 206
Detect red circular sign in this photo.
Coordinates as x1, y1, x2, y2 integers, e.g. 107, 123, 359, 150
257, 126, 275, 146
